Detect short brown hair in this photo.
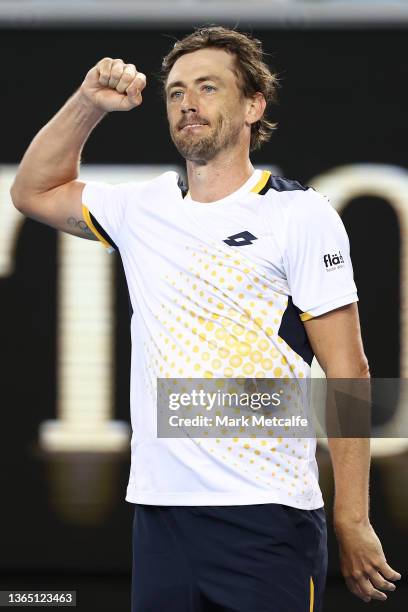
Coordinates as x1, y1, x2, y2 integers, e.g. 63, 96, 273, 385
161, 26, 279, 151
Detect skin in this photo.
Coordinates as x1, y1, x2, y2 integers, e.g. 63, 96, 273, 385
10, 47, 401, 602
165, 48, 265, 203
304, 304, 401, 602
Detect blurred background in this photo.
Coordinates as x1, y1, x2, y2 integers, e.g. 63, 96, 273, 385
1, 1, 408, 610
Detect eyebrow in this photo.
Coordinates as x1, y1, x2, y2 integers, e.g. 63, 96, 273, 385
166, 75, 222, 92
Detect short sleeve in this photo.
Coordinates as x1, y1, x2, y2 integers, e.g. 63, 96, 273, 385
82, 181, 129, 253
283, 189, 358, 321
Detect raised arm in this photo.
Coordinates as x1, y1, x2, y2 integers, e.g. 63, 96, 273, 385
10, 58, 146, 238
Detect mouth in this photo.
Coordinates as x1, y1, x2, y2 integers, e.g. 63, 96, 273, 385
179, 123, 208, 132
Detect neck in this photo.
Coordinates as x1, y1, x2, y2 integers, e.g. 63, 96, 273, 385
186, 147, 254, 203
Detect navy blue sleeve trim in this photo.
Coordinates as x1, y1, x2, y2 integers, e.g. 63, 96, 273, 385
89, 212, 119, 251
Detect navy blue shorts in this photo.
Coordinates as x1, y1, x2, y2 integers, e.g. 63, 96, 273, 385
131, 503, 327, 612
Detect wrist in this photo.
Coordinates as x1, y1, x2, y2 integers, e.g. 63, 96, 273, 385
75, 87, 107, 122
334, 508, 370, 532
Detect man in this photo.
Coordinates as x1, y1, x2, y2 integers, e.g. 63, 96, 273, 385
11, 26, 401, 612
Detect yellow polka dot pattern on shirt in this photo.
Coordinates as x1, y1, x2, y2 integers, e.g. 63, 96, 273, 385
141, 240, 310, 500
150, 242, 307, 382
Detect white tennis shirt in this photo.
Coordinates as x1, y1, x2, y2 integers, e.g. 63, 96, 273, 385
82, 168, 358, 508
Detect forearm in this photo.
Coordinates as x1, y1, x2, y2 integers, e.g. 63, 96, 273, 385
324, 362, 371, 528
11, 89, 106, 201
328, 436, 371, 528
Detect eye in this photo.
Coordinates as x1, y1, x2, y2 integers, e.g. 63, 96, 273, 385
170, 90, 184, 100
202, 84, 216, 93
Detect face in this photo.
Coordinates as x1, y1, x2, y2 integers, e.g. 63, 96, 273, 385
166, 48, 250, 163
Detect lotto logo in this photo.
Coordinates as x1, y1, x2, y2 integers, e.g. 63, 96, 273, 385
223, 231, 258, 247
323, 252, 344, 268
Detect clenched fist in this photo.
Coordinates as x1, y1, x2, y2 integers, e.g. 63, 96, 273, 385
80, 57, 146, 112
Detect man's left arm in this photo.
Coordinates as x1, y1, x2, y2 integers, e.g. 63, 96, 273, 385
304, 303, 401, 603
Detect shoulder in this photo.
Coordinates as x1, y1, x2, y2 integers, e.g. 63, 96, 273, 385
261, 174, 309, 195
262, 174, 334, 218
260, 174, 343, 244
259, 174, 315, 212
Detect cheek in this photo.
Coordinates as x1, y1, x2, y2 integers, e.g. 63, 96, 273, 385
219, 98, 241, 122
167, 105, 178, 126
218, 107, 237, 131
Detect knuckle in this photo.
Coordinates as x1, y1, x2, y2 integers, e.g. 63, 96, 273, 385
110, 74, 120, 83
129, 80, 145, 94
124, 64, 137, 73
368, 587, 380, 596
128, 89, 142, 101
127, 81, 140, 93
352, 570, 363, 580
109, 61, 124, 78
121, 71, 134, 83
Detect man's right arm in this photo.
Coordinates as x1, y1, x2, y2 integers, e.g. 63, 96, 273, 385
10, 58, 146, 239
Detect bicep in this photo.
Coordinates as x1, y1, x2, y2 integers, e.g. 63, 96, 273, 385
303, 303, 369, 376
18, 180, 98, 240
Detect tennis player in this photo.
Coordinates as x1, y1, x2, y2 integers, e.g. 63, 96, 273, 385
11, 26, 401, 612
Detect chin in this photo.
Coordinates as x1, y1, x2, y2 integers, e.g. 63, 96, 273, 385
170, 125, 221, 161
174, 138, 213, 161
184, 146, 219, 164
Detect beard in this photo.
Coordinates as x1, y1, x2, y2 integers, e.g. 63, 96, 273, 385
170, 112, 241, 163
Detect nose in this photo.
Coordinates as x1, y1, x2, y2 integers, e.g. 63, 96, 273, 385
181, 89, 198, 114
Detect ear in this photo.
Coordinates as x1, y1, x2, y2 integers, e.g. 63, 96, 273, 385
245, 92, 266, 126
